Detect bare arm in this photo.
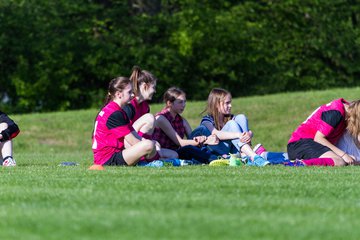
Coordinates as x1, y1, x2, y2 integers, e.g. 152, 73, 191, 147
183, 119, 217, 145
155, 115, 199, 147
202, 121, 241, 141
124, 131, 142, 146
183, 118, 193, 138
314, 131, 355, 164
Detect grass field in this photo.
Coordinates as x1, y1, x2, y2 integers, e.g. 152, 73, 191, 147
2, 87, 360, 239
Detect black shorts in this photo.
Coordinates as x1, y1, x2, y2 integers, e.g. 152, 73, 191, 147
104, 151, 128, 166
287, 139, 331, 160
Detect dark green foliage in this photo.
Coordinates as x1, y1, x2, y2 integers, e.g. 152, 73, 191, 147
1, 0, 359, 113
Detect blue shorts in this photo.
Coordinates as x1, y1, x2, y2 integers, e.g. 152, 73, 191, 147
287, 139, 331, 160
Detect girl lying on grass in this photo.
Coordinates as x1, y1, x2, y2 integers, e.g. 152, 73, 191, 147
0, 111, 20, 167
152, 87, 219, 164
192, 88, 270, 167
92, 77, 157, 166
286, 98, 360, 166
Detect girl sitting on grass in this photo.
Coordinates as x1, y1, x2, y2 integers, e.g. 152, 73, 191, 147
192, 88, 269, 166
91, 77, 157, 166
128, 66, 157, 138
129, 66, 177, 160
0, 111, 20, 167
152, 87, 219, 163
287, 98, 360, 166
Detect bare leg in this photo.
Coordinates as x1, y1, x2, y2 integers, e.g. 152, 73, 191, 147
122, 139, 156, 166
132, 113, 155, 135
1, 141, 13, 160
240, 144, 257, 160
0, 123, 12, 160
320, 151, 346, 166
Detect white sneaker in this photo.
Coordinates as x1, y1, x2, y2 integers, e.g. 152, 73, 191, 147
3, 157, 16, 167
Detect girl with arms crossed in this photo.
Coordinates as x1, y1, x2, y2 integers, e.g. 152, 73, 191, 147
194, 88, 269, 166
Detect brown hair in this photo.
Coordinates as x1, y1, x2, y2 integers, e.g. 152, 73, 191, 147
163, 87, 186, 107
202, 88, 232, 129
104, 77, 131, 106
346, 99, 360, 147
129, 66, 157, 96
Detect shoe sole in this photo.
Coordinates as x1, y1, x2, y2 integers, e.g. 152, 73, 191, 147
209, 160, 230, 166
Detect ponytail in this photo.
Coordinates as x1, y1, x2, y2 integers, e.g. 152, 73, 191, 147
130, 65, 157, 96
103, 92, 112, 107
103, 77, 130, 107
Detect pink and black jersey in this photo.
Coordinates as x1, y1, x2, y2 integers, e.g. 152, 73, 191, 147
92, 101, 135, 165
152, 108, 186, 150
130, 98, 150, 124
0, 111, 20, 142
288, 98, 348, 145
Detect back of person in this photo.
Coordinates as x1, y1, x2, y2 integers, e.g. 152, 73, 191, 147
288, 98, 347, 145
92, 101, 134, 165
337, 131, 360, 161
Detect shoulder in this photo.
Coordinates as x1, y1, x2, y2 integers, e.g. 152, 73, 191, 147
156, 114, 169, 124
156, 108, 170, 118
107, 109, 131, 129
321, 110, 344, 128
201, 115, 214, 123
122, 104, 136, 120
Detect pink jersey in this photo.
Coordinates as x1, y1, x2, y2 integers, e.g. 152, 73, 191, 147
130, 98, 150, 124
288, 98, 348, 144
92, 101, 135, 165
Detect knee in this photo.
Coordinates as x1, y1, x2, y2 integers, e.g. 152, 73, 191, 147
169, 151, 179, 159
143, 139, 155, 153
0, 123, 8, 131
190, 125, 211, 138
226, 120, 238, 128
333, 157, 347, 166
233, 114, 248, 123
143, 113, 155, 127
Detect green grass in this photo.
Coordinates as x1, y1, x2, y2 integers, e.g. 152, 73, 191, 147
2, 87, 360, 240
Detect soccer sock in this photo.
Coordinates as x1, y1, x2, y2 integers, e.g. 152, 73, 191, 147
146, 152, 160, 162
301, 158, 335, 166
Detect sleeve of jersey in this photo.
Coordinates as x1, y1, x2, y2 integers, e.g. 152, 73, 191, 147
0, 112, 20, 142
106, 111, 134, 138
318, 110, 343, 136
122, 104, 136, 121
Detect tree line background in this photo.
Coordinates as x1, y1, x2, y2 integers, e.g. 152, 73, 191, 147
0, 0, 359, 113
